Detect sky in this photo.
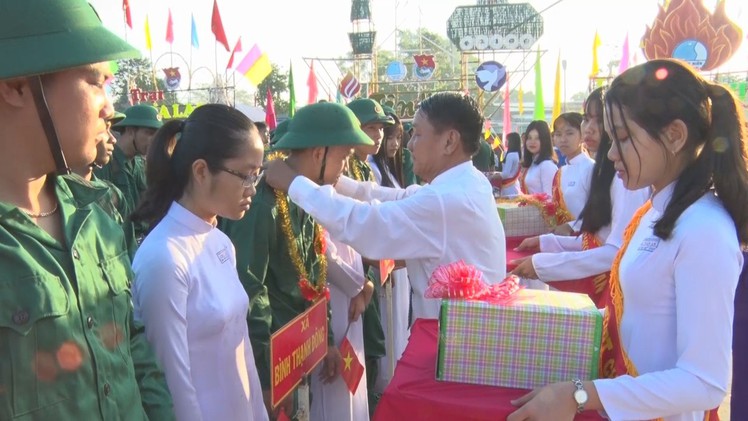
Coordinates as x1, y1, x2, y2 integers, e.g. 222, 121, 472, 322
90, 0, 748, 107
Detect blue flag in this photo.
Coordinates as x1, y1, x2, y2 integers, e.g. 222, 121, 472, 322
191, 14, 199, 49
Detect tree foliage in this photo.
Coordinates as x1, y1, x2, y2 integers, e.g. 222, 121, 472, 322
255, 63, 290, 116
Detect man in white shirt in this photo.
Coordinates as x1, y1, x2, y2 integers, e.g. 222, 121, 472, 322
264, 92, 507, 320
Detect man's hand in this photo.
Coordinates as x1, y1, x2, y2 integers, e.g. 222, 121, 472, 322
263, 159, 299, 193
320, 346, 342, 384
510, 256, 539, 279
349, 285, 367, 322
515, 236, 540, 251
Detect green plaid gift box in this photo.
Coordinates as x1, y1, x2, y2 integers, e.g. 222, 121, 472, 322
436, 289, 602, 390
496, 202, 550, 237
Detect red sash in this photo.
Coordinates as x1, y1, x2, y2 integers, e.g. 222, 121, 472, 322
550, 170, 575, 226
518, 168, 528, 194
501, 167, 521, 188
551, 232, 608, 308
599, 201, 719, 421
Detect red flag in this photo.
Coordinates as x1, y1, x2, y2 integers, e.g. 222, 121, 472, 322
307, 60, 318, 104
211, 0, 230, 52
226, 37, 242, 69
165, 9, 174, 44
339, 337, 364, 394
265, 88, 277, 130
122, 0, 132, 29
379, 259, 395, 285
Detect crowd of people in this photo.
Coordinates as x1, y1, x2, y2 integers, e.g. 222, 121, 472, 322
1, 1, 746, 421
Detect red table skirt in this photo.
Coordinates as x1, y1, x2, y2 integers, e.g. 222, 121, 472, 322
373, 319, 603, 421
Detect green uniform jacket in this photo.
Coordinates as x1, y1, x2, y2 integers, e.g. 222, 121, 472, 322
472, 139, 496, 172
221, 180, 333, 390
401, 148, 419, 186
88, 174, 138, 260
94, 147, 148, 242
0, 176, 174, 420
348, 158, 387, 360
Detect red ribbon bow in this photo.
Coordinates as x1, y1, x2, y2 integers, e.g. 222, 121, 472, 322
425, 260, 522, 303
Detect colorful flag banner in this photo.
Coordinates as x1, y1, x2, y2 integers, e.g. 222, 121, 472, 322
265, 88, 277, 130
534, 48, 545, 120
307, 60, 318, 105
503, 72, 511, 142
618, 33, 630, 74
144, 15, 152, 51
211, 0, 230, 51
235, 44, 272, 86
591, 30, 601, 77
191, 14, 199, 49
227, 37, 242, 69
165, 9, 174, 45
552, 53, 562, 123
123, 0, 132, 29
340, 336, 365, 394
518, 86, 524, 116
380, 259, 395, 285
288, 62, 296, 117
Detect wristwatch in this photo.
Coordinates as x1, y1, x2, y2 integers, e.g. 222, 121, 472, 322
571, 378, 588, 413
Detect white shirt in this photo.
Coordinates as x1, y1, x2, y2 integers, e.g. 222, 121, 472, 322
523, 159, 558, 196
593, 183, 740, 420
500, 151, 521, 197
132, 203, 268, 421
556, 153, 595, 230
533, 178, 651, 283
288, 161, 506, 320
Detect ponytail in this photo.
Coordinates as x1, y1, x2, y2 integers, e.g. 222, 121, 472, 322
704, 83, 748, 243
129, 119, 186, 228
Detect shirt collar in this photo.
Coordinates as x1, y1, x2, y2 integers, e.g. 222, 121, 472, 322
651, 181, 676, 213
167, 201, 215, 233
567, 153, 589, 165
430, 161, 472, 186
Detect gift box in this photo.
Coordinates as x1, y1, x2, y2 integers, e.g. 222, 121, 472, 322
496, 201, 550, 237
436, 289, 602, 390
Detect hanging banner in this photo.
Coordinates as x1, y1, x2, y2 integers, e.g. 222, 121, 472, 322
413, 54, 436, 81
162, 67, 182, 91
339, 72, 361, 99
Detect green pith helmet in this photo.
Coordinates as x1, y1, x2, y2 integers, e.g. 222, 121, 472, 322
0, 0, 140, 80
109, 111, 126, 126
382, 105, 397, 116
114, 104, 164, 130
270, 119, 291, 145
274, 102, 374, 150
346, 98, 395, 126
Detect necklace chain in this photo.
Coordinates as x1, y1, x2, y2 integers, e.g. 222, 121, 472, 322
22, 202, 59, 218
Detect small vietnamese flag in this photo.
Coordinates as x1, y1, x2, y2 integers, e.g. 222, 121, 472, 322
339, 337, 364, 394
379, 259, 395, 285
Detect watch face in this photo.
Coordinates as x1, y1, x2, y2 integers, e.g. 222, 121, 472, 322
574, 389, 589, 404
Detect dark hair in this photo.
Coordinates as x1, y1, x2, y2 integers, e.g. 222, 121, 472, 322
553, 112, 583, 132
579, 87, 616, 234
254, 121, 268, 131
605, 59, 748, 243
417, 92, 483, 156
130, 104, 257, 228
503, 132, 522, 163
373, 113, 404, 187
522, 120, 556, 168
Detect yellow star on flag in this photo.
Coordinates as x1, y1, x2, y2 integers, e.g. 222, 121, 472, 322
343, 352, 353, 371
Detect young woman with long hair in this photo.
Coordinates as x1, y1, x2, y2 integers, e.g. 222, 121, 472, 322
519, 120, 557, 195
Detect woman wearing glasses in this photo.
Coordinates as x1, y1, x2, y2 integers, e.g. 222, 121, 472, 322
129, 104, 269, 420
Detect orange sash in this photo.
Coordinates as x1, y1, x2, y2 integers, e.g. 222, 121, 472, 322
518, 168, 528, 194
501, 166, 521, 188
599, 201, 718, 421
551, 232, 608, 308
550, 170, 575, 226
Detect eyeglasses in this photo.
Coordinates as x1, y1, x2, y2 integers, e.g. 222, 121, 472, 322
217, 166, 263, 188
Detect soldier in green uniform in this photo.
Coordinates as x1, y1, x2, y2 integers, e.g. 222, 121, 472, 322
73, 111, 138, 258
0, 1, 174, 419
221, 102, 373, 419
472, 136, 496, 172
346, 98, 394, 413
95, 103, 162, 243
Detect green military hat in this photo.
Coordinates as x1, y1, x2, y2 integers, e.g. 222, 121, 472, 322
270, 118, 291, 146
109, 111, 126, 125
274, 102, 374, 150
347, 98, 395, 126
114, 104, 164, 130
382, 105, 397, 116
0, 0, 140, 80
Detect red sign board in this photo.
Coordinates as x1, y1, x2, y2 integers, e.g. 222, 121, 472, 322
270, 298, 328, 408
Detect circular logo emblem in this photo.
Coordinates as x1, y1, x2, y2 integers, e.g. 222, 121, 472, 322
672, 39, 708, 70
475, 61, 507, 92
386, 61, 407, 82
